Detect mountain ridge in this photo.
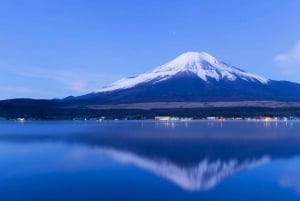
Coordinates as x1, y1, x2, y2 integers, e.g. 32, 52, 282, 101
62, 51, 300, 105
98, 52, 269, 93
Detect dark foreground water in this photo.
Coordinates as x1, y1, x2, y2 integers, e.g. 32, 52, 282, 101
1, 120, 300, 201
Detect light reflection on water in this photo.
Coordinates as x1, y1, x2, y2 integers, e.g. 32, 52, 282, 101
0, 121, 300, 201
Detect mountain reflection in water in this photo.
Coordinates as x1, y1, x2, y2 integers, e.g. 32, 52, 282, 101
100, 148, 270, 191
0, 120, 300, 192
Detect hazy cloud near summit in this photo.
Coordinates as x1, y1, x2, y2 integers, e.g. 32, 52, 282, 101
274, 41, 300, 81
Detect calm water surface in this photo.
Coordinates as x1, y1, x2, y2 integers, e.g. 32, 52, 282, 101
1, 120, 300, 201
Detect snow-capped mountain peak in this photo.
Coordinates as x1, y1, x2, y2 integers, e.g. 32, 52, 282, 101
99, 52, 269, 92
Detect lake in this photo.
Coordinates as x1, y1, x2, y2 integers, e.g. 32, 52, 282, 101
1, 120, 300, 201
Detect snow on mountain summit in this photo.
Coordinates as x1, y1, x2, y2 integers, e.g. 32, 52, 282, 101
99, 52, 269, 92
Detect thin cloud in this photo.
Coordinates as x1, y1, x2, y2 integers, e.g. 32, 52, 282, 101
0, 87, 57, 100
274, 41, 300, 80
9, 67, 111, 92
0, 62, 118, 94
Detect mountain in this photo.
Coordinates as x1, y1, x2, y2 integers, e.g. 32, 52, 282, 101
2, 51, 300, 119
99, 52, 269, 92
67, 52, 300, 105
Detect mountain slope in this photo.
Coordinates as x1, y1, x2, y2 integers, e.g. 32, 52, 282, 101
99, 52, 268, 92
68, 52, 300, 105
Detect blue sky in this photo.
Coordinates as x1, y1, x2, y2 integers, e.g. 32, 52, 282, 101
1, 0, 300, 99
